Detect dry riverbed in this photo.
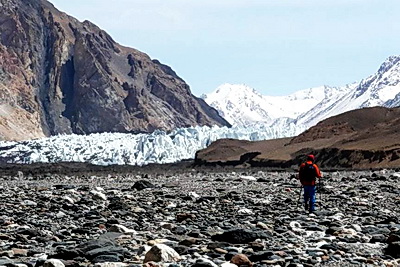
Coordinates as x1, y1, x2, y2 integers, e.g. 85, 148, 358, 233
0, 165, 399, 267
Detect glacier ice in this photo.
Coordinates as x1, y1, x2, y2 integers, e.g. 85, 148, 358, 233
0, 124, 300, 166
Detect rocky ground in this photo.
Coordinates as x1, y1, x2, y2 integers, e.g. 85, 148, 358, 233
0, 165, 400, 267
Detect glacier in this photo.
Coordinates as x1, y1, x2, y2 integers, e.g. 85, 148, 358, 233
0, 124, 296, 166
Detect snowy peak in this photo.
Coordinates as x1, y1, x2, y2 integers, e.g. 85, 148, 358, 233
208, 83, 262, 98
204, 55, 400, 134
377, 55, 400, 75
203, 83, 343, 127
202, 83, 275, 126
352, 55, 400, 108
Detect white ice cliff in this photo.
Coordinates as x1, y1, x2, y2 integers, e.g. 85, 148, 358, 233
0, 125, 287, 166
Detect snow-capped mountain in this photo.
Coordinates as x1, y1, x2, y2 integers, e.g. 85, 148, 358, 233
203, 55, 400, 134
202, 84, 327, 125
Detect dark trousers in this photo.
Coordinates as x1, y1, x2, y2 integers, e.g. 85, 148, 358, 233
303, 185, 316, 211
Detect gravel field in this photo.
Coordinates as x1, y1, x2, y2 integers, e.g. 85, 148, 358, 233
0, 165, 400, 267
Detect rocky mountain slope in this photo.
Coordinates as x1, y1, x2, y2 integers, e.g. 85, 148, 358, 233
203, 56, 400, 135
195, 106, 400, 169
0, 0, 229, 141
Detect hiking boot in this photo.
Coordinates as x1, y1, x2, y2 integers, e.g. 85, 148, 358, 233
304, 203, 309, 211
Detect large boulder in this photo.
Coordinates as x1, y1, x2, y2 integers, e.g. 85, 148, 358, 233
143, 244, 181, 263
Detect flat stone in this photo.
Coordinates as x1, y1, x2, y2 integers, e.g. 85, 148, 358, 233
92, 254, 122, 263
12, 248, 28, 257
215, 248, 228, 254
178, 237, 197, 247
191, 258, 218, 267
108, 224, 137, 234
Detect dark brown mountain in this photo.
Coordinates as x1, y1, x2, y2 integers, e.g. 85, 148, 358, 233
0, 0, 230, 141
195, 106, 400, 169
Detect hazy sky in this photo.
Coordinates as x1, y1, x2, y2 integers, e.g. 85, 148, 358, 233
48, 0, 400, 96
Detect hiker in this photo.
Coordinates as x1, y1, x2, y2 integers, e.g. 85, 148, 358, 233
298, 154, 322, 212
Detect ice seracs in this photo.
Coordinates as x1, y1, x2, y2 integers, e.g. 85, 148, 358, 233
0, 125, 287, 166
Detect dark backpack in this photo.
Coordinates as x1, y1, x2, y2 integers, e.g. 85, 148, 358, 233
300, 163, 316, 182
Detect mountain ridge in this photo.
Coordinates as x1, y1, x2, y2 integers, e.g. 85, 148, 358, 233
0, 0, 230, 141
203, 56, 400, 135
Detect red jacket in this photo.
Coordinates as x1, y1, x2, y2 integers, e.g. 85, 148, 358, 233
298, 160, 322, 186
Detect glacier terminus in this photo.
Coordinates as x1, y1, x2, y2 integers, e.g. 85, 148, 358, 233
0, 125, 288, 166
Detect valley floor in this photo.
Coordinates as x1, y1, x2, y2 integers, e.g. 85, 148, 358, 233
0, 164, 399, 267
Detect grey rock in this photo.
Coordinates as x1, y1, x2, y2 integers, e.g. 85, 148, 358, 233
92, 254, 122, 263
0, 257, 15, 266
132, 180, 155, 191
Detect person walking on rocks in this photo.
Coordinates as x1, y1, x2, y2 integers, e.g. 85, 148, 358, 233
298, 154, 322, 212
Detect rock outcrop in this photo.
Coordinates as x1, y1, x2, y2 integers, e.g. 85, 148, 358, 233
0, 0, 229, 141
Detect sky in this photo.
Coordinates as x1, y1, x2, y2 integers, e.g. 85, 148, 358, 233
47, 0, 400, 97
